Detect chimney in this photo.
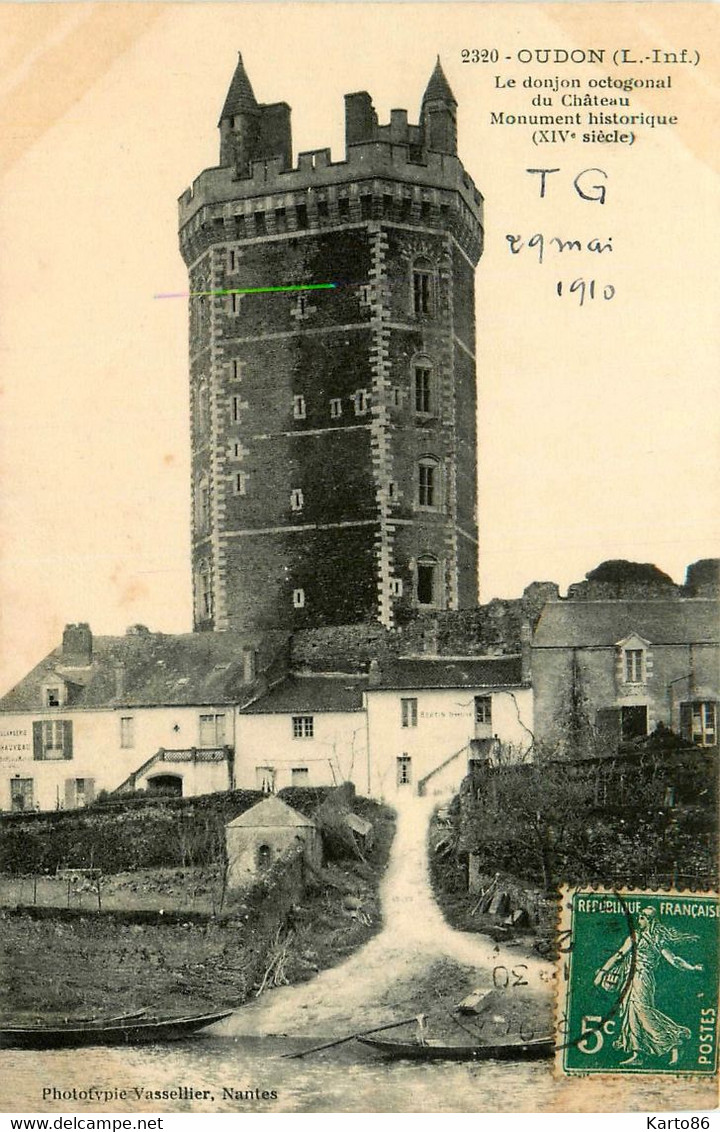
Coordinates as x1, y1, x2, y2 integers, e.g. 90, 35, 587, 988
114, 662, 126, 700
242, 646, 258, 684
62, 623, 92, 667
344, 91, 377, 148
520, 620, 532, 684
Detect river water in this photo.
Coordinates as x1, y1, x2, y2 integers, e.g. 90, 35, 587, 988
3, 798, 714, 1113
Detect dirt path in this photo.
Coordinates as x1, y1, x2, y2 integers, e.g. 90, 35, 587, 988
220, 795, 554, 1040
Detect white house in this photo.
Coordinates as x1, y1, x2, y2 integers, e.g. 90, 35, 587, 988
235, 674, 369, 793
365, 655, 533, 800
0, 622, 287, 811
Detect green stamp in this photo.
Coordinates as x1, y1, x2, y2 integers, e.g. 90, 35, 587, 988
558, 890, 718, 1075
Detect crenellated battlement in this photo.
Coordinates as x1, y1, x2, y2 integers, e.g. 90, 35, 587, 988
180, 55, 482, 260
179, 140, 483, 265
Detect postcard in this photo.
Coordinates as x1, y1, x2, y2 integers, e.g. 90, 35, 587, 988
0, 1, 717, 1116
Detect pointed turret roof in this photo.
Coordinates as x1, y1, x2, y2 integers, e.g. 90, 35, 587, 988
219, 53, 258, 123
422, 56, 457, 105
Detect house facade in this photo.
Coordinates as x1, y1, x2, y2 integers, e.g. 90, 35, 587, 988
531, 600, 719, 749
235, 674, 369, 793
0, 623, 286, 811
366, 655, 533, 799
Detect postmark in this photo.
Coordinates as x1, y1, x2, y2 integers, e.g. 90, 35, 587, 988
556, 889, 718, 1076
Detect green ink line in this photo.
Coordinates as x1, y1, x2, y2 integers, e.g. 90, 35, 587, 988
154, 283, 336, 300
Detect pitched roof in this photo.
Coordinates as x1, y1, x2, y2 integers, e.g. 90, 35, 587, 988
0, 630, 289, 712
219, 53, 258, 122
532, 600, 719, 648
241, 674, 367, 714
422, 57, 457, 105
226, 795, 315, 829
373, 655, 524, 690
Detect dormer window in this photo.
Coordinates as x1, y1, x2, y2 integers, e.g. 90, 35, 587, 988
45, 686, 62, 708
625, 649, 644, 683
616, 634, 651, 687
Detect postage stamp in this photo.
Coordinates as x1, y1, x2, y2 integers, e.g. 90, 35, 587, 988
556, 889, 719, 1076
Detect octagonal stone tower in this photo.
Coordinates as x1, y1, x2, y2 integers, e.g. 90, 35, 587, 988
179, 55, 483, 632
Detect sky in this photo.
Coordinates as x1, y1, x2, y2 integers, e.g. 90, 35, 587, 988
0, 3, 718, 692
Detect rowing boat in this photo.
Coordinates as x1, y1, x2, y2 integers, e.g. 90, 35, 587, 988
356, 1035, 555, 1062
0, 1009, 233, 1049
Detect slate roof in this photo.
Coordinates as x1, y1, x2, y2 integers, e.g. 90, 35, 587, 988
219, 53, 258, 122
422, 57, 457, 105
374, 656, 524, 690
241, 674, 368, 714
533, 600, 719, 649
0, 630, 289, 712
226, 795, 315, 829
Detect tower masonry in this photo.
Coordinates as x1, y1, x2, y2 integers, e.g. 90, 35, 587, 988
179, 55, 483, 632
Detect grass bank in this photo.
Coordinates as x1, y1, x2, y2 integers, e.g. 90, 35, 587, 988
0, 801, 396, 1023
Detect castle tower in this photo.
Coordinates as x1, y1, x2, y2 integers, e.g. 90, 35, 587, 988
179, 55, 483, 632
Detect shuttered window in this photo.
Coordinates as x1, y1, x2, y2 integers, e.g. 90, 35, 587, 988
33, 720, 73, 760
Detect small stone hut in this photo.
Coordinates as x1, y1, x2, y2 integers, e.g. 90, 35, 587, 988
225, 795, 322, 889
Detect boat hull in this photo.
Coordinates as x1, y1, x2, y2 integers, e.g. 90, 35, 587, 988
356, 1036, 555, 1062
0, 1010, 233, 1049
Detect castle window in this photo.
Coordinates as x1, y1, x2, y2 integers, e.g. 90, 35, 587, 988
388, 481, 396, 500
227, 248, 239, 273
412, 258, 434, 316
254, 212, 266, 235
233, 471, 247, 496
338, 197, 350, 219
401, 698, 418, 728
354, 389, 368, 416
231, 359, 244, 381
318, 200, 329, 218
416, 555, 439, 606
292, 588, 305, 609
290, 488, 304, 512
418, 457, 441, 509
293, 395, 306, 420
390, 578, 403, 597
229, 292, 242, 315
232, 395, 244, 422
120, 716, 135, 749
292, 716, 314, 739
360, 195, 372, 220
413, 358, 435, 415
329, 398, 342, 419
680, 702, 717, 747
391, 387, 402, 408
295, 203, 308, 229
624, 648, 645, 683
274, 207, 287, 231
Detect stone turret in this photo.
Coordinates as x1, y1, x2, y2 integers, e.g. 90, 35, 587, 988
218, 53, 292, 174
421, 56, 458, 155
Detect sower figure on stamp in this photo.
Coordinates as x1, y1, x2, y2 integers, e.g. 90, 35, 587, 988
593, 906, 704, 1065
